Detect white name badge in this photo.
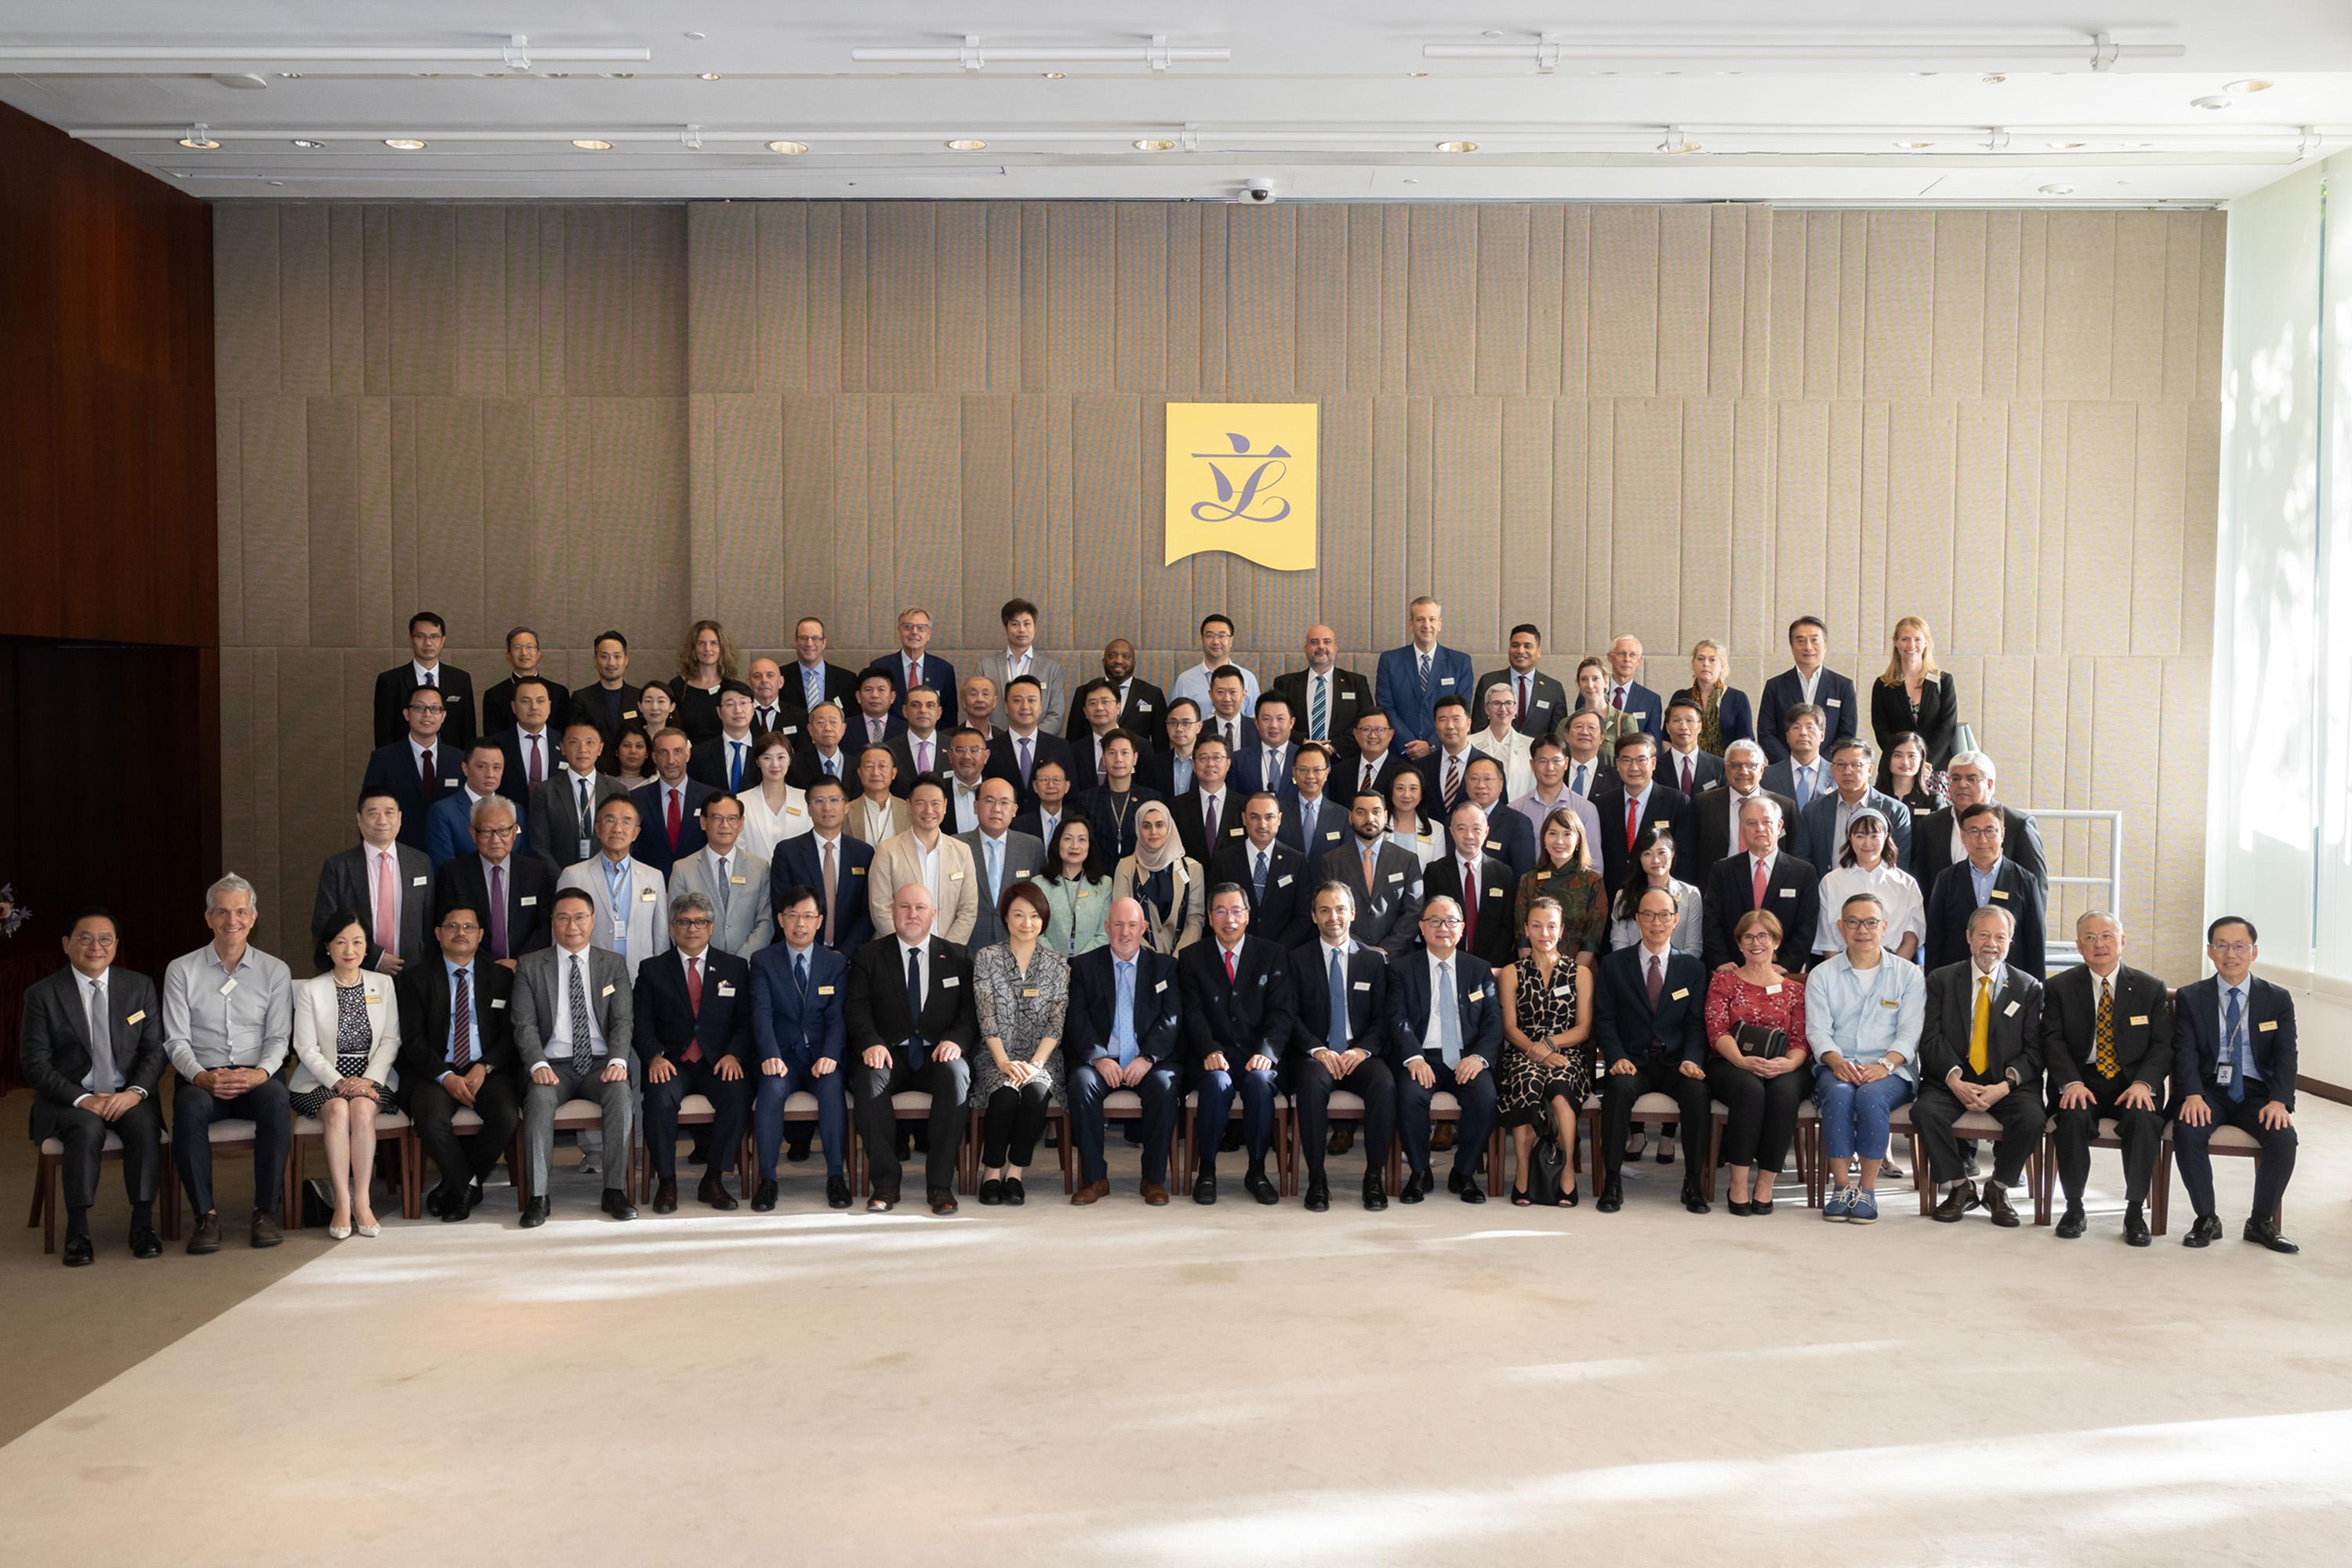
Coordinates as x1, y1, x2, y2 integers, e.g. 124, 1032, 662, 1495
1766, 984, 1783, 996
128, 1009, 148, 1025
641, 888, 658, 902
1671, 987, 1690, 1001
1467, 988, 1484, 1002
1154, 980, 1167, 993
1778, 887, 1796, 898
1534, 698, 1553, 710
780, 726, 798, 737
950, 870, 966, 881
717, 982, 736, 997
520, 895, 538, 907
2004, 1000, 2020, 1018
444, 779, 463, 789
219, 978, 238, 996
1439, 676, 1455, 686
1388, 872, 1406, 884
1553, 985, 1573, 997
1353, 981, 1372, 992
601, 983, 616, 997
942, 975, 960, 989
2129, 1014, 2148, 1026
490, 997, 507, 1010
1136, 700, 1153, 712
1826, 699, 1842, 708
412, 874, 429, 887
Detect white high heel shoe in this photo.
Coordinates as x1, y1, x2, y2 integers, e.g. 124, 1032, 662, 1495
328, 1221, 353, 1240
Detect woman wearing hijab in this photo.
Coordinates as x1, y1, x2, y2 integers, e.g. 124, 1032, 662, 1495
1111, 800, 1203, 954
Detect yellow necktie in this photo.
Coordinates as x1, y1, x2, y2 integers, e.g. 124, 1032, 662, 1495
1968, 975, 1991, 1076
2092, 978, 2118, 1076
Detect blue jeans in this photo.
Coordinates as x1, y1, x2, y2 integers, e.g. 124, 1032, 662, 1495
1813, 1066, 1915, 1163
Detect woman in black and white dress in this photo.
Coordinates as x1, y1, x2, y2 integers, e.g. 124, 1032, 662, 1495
290, 910, 402, 1238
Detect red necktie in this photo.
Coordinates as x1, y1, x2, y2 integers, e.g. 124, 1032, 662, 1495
419, 746, 434, 798
906, 657, 920, 691
1751, 856, 1769, 910
1516, 675, 1529, 724
666, 786, 683, 848
1223, 947, 1237, 985
1681, 755, 1693, 795
528, 734, 544, 787
1625, 793, 1639, 851
1646, 954, 1664, 1008
683, 955, 704, 1061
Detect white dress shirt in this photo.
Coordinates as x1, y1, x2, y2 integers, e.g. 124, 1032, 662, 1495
543, 946, 608, 1058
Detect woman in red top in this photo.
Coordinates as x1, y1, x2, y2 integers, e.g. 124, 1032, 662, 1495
1703, 909, 1810, 1215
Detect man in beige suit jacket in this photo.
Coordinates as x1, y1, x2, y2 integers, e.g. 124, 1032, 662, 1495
843, 745, 913, 845
666, 791, 772, 959
868, 779, 979, 946
554, 796, 672, 977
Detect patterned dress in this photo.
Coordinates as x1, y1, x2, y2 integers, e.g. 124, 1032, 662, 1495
1498, 954, 1587, 1127
970, 943, 1073, 1105
289, 982, 383, 1117
1514, 864, 1609, 954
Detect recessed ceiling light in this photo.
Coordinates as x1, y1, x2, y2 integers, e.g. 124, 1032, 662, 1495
277, 71, 302, 79
684, 31, 706, 41
2046, 140, 2086, 149
2038, 183, 2074, 195
572, 138, 613, 151
2191, 94, 2231, 110
1436, 140, 1478, 154
766, 139, 808, 154
605, 71, 634, 79
1896, 140, 1935, 149
291, 139, 325, 150
945, 137, 988, 151
2122, 140, 2155, 149
699, 72, 720, 81
383, 138, 426, 151
1982, 72, 2006, 84
1132, 138, 1176, 152
176, 125, 220, 149
1406, 71, 1429, 78
2225, 78, 2273, 93
1041, 70, 1065, 79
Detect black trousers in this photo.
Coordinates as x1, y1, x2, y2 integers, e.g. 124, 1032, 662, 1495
2174, 1094, 2296, 1221
1704, 1056, 1809, 1173
853, 1053, 971, 1195
33, 1095, 164, 1211
2051, 1075, 2162, 1207
401, 1069, 523, 1194
642, 1057, 751, 1181
980, 1080, 1051, 1167
1599, 1055, 1711, 1181
1290, 1054, 1396, 1181
172, 1074, 292, 1217
1912, 1080, 2045, 1186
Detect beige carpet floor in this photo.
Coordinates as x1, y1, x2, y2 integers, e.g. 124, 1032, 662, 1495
5, 1098, 2350, 1565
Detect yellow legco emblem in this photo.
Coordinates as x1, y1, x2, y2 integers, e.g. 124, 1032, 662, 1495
1163, 402, 1317, 572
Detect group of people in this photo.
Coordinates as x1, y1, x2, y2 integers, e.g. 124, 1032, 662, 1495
20, 601, 2301, 1262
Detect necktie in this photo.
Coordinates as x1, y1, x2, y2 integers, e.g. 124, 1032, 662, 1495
1436, 960, 1462, 1066
1361, 843, 1378, 893
86, 979, 116, 1094
1018, 735, 1033, 786
1459, 861, 1478, 951
1203, 793, 1219, 846
793, 949, 808, 1003
422, 669, 435, 689
869, 717, 884, 744
1613, 684, 1626, 711
2093, 976, 2118, 1076
528, 734, 544, 787
713, 856, 730, 920
906, 657, 920, 693
1326, 950, 1348, 1053
985, 837, 1002, 905
804, 668, 820, 709
1361, 760, 1376, 795
452, 966, 474, 1068
905, 946, 924, 1036
729, 741, 745, 791
1443, 752, 1461, 811
1223, 946, 1238, 985
1681, 754, 1693, 795
374, 850, 397, 954
566, 954, 593, 1072
824, 753, 838, 778
666, 787, 684, 848
757, 704, 774, 733
1625, 793, 1640, 851
1254, 850, 1269, 899
821, 839, 838, 946
1516, 675, 1530, 725
1969, 975, 1991, 1076
419, 746, 435, 799
916, 737, 931, 773
2223, 987, 2245, 1102
1417, 652, 1432, 700
1112, 960, 1138, 1064
1311, 674, 1329, 740
575, 778, 592, 857
1751, 856, 1769, 912
1573, 762, 1589, 797
1795, 765, 1813, 813
685, 952, 703, 1022
489, 864, 508, 960
1646, 953, 1664, 1008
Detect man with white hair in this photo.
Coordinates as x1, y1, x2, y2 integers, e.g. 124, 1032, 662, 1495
1909, 750, 2048, 889
162, 873, 295, 1254
1692, 739, 1798, 868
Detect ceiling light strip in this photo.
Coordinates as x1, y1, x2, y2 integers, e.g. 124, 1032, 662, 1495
0, 37, 648, 66
1425, 31, 2181, 71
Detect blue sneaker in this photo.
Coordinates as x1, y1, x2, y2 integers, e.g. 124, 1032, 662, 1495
1848, 1189, 1880, 1225
1824, 1183, 1853, 1221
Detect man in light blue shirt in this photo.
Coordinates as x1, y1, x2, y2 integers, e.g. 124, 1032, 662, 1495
162, 873, 295, 1252
1169, 615, 1261, 722
1806, 891, 1926, 1225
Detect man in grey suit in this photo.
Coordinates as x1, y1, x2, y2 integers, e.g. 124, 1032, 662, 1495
958, 779, 1047, 949
667, 791, 773, 959
972, 597, 1066, 736
554, 797, 671, 977
1796, 736, 1915, 872
313, 786, 433, 975
1320, 789, 1425, 957
530, 717, 625, 869
510, 887, 638, 1225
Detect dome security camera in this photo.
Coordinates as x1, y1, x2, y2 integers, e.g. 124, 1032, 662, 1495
1239, 177, 1277, 203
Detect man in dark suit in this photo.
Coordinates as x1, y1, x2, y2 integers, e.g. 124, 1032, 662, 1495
20, 910, 167, 1265
1702, 797, 1820, 973
1339, 708, 1410, 804
314, 786, 434, 975
1063, 639, 1169, 751
570, 630, 637, 750
779, 615, 863, 730
1272, 625, 1374, 757
1374, 596, 1477, 759
1276, 743, 1350, 863
1596, 634, 1666, 738
1760, 706, 1832, 816
845, 670, 908, 754
749, 887, 852, 1209
359, 683, 465, 852
1796, 738, 1915, 872
492, 677, 561, 815
1425, 802, 1518, 970
1591, 733, 1700, 888
1413, 695, 1483, 819
635, 892, 754, 1213
432, 795, 554, 967
688, 681, 764, 794
1074, 731, 1164, 862
1178, 884, 1297, 1205
394, 898, 522, 1222
1388, 896, 1503, 1205
1173, 734, 1247, 866
884, 684, 950, 797
482, 628, 569, 743
1913, 906, 2046, 1227
1655, 697, 1727, 799
1322, 790, 1425, 957
2042, 910, 2172, 1244
786, 701, 854, 793
1229, 692, 1301, 803
1908, 751, 2049, 890
2172, 916, 2300, 1254
630, 730, 714, 877
1755, 615, 1859, 764
1066, 681, 1141, 794
985, 676, 1076, 814
1692, 741, 1798, 868
744, 656, 793, 741
372, 610, 477, 750
1208, 793, 1316, 951
1011, 760, 1077, 851
1472, 623, 1571, 741
1065, 897, 1185, 1205
1137, 698, 1198, 799
868, 604, 959, 728
1285, 884, 1395, 1211
1459, 756, 1538, 880
770, 779, 874, 953
1593, 887, 1712, 1213
531, 719, 626, 869
427, 739, 523, 871
844, 881, 977, 1215
1923, 803, 2047, 979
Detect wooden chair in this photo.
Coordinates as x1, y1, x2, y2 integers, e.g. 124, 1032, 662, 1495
1900, 1106, 2048, 1223
964, 1102, 1076, 1195
1386, 1091, 1508, 1198
1578, 1091, 1724, 1200
2024, 1115, 2180, 1235
28, 1128, 181, 1253
1174, 1090, 1295, 1195
285, 1107, 419, 1225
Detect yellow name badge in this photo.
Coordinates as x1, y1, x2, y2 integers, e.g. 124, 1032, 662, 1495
1990, 890, 2009, 901
641, 888, 657, 901
1467, 989, 1484, 1003
1879, 997, 1900, 1009
729, 876, 747, 885
1022, 988, 1039, 999
125, 1009, 147, 1025
2129, 1014, 2148, 1026
2258, 1019, 2279, 1033
851, 866, 866, 876
1671, 988, 1690, 1001
622, 710, 637, 720
1163, 401, 1319, 572
601, 983, 616, 997
816, 985, 835, 996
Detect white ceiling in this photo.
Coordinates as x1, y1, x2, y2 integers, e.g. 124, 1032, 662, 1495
5, 2, 2350, 205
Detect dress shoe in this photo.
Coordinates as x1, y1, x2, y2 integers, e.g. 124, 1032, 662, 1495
2245, 1216, 2299, 1254
1327, 1127, 1355, 1156
520, 1197, 550, 1229
1141, 1181, 1171, 1206
1304, 1178, 1330, 1212
1446, 1167, 1470, 1196
1361, 1174, 1388, 1211
187, 1210, 223, 1254
1750, 1197, 1773, 1216
927, 1187, 958, 1216
1932, 1180, 1978, 1223
1657, 1136, 1676, 1167
1399, 1168, 1428, 1204
440, 1192, 470, 1222
2123, 1207, 2151, 1247
463, 1181, 485, 1217
424, 1185, 450, 1218
699, 1174, 739, 1211
1680, 1182, 1709, 1216
978, 1178, 1006, 1206
826, 1176, 851, 1210
1004, 1178, 1027, 1207
752, 1179, 779, 1212
601, 1189, 639, 1221
1245, 1171, 1279, 1206
250, 1210, 284, 1248
1596, 1179, 1624, 1214
63, 1234, 94, 1267
786, 1138, 811, 1163
1727, 1199, 1752, 1218
867, 1189, 898, 1214
1460, 1181, 1486, 1205
1219, 1125, 1244, 1153
1192, 1174, 1218, 1204
652, 1178, 680, 1214
2183, 1212, 2223, 1247
1982, 1183, 2020, 1229
129, 1228, 162, 1259
2056, 1205, 2087, 1240
1071, 1179, 1111, 1206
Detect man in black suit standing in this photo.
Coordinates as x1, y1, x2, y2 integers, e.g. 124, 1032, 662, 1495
1178, 884, 1297, 1206
1755, 615, 1858, 764
1472, 623, 1571, 741
1913, 905, 2045, 1227
770, 779, 875, 954
779, 616, 862, 730
493, 677, 561, 814
1173, 734, 1245, 867
1702, 797, 1820, 974
630, 729, 715, 877
20, 910, 167, 1265
1064, 897, 1184, 1206
1207, 792, 1315, 951
689, 681, 763, 795
1692, 740, 1798, 868
1593, 887, 1711, 1214
359, 684, 465, 853
1923, 802, 2047, 978
1592, 732, 1699, 888
1424, 802, 1517, 970
482, 626, 568, 742
636, 891, 753, 1213
373, 611, 477, 750
985, 676, 1076, 815
1388, 896, 1503, 1206
395, 900, 522, 1222
1321, 790, 1425, 958
869, 604, 959, 729
844, 882, 977, 1215
1063, 638, 1168, 751
1272, 624, 1374, 758
2172, 916, 2300, 1254
1655, 697, 1726, 800
1339, 708, 1409, 804
2042, 910, 2171, 1245
1285, 883, 1394, 1211
314, 786, 433, 975
432, 795, 554, 968
571, 630, 637, 750
1908, 750, 2049, 890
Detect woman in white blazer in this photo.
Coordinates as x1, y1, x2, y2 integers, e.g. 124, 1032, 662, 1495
292, 910, 404, 1238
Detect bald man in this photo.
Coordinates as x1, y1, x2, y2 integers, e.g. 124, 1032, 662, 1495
1273, 624, 1374, 759
844, 883, 976, 1214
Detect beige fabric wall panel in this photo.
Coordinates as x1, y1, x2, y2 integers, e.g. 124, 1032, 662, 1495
220, 198, 2221, 973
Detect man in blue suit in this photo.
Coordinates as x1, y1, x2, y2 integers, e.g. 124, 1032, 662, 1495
1065, 897, 1184, 1205
629, 730, 713, 877
1599, 634, 1666, 739
2172, 916, 2300, 1254
635, 892, 754, 1213
768, 778, 874, 955
359, 683, 466, 852
426, 739, 527, 869
1388, 895, 1502, 1204
748, 885, 851, 1210
1287, 883, 1395, 1211
1593, 886, 1712, 1214
1756, 615, 1860, 764
869, 604, 958, 728
1374, 595, 1476, 759
1229, 691, 1300, 802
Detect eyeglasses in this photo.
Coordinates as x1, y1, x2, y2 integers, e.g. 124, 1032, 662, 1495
1840, 916, 1886, 931
438, 921, 481, 935
69, 933, 118, 947
674, 916, 713, 929
2211, 941, 2254, 956
477, 826, 518, 840
1421, 916, 1464, 929
1635, 909, 1678, 922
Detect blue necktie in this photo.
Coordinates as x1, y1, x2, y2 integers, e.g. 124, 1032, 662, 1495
1254, 850, 1269, 901
1436, 960, 1462, 1067
1573, 762, 1589, 797
985, 837, 1002, 906
1327, 949, 1348, 1053
2223, 987, 2245, 1102
1111, 960, 1138, 1065
728, 741, 744, 791
804, 667, 819, 709
794, 949, 808, 1003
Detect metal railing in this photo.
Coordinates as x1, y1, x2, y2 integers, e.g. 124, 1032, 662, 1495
2018, 808, 2124, 973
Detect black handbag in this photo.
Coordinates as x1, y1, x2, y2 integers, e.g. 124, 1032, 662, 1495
1528, 1133, 1569, 1207
1734, 1022, 1788, 1059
